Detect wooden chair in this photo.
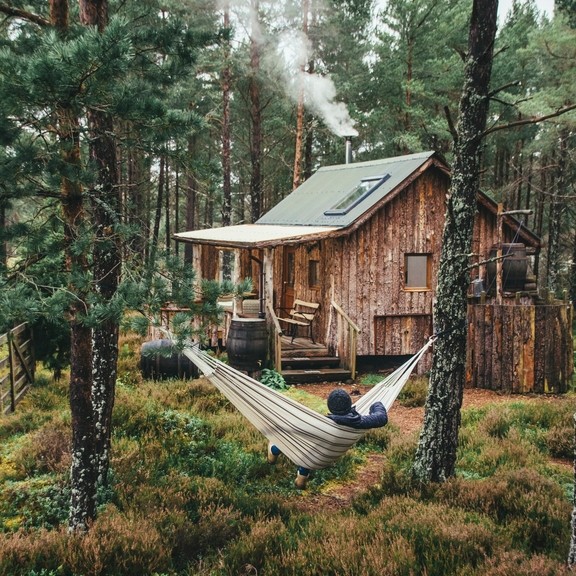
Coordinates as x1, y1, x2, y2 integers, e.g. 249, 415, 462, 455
277, 299, 320, 343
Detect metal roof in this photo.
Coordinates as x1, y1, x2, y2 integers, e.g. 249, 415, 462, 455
173, 224, 339, 249
257, 151, 437, 227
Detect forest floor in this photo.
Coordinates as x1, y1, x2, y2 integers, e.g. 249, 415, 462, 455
286, 381, 572, 514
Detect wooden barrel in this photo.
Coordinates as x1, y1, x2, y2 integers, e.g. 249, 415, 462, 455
486, 243, 528, 293
226, 318, 268, 371
140, 339, 198, 380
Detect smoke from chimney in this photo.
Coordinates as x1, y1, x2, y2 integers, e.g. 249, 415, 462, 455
221, 3, 358, 139
276, 30, 358, 138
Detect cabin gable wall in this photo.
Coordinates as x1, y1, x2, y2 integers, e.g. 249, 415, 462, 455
271, 167, 449, 356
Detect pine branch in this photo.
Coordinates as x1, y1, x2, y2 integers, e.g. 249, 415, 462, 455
482, 103, 576, 137
443, 105, 457, 141
0, 3, 50, 27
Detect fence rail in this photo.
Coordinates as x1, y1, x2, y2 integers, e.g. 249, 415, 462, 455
0, 323, 35, 414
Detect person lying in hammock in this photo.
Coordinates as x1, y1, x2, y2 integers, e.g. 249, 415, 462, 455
267, 388, 388, 489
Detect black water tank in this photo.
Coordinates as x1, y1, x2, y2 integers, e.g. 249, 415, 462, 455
485, 243, 528, 293
140, 339, 198, 380
226, 318, 268, 371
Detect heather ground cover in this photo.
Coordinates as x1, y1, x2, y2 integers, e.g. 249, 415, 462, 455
0, 332, 573, 575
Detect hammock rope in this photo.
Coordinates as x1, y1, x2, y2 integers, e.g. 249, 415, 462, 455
182, 336, 435, 471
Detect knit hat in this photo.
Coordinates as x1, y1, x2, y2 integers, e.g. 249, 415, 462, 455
327, 388, 352, 415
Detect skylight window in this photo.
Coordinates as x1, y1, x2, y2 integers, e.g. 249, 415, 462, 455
324, 173, 391, 216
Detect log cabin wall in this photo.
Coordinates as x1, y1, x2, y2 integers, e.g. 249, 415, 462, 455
467, 299, 573, 393
271, 167, 450, 369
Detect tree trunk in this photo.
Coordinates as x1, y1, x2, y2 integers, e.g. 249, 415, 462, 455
292, 0, 309, 191
165, 156, 171, 254
81, 0, 121, 498
249, 0, 263, 222
59, 104, 98, 531
50, 0, 98, 533
412, 0, 498, 483
184, 135, 198, 264
87, 105, 120, 489
546, 130, 568, 295
123, 123, 150, 261
149, 154, 165, 272
221, 4, 233, 279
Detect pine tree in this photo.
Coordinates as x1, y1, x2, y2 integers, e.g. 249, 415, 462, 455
0, 0, 218, 530
413, 0, 499, 483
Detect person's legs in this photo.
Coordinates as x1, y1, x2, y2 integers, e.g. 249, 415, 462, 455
295, 466, 310, 489
267, 442, 281, 464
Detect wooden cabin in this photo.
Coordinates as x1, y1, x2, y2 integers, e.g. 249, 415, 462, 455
174, 151, 544, 382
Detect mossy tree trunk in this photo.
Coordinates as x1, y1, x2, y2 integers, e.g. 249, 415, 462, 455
48, 0, 99, 532
412, 0, 499, 483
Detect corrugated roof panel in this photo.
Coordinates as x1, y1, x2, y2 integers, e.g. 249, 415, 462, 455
257, 151, 435, 228
174, 224, 339, 248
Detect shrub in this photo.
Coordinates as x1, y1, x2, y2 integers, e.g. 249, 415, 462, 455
398, 376, 428, 407
0, 527, 65, 576
12, 417, 71, 476
479, 406, 513, 438
439, 468, 570, 558
259, 513, 419, 576
260, 368, 289, 390
457, 428, 541, 477
471, 550, 570, 575
375, 496, 496, 575
544, 422, 574, 459
62, 507, 172, 576
219, 516, 289, 576
138, 498, 244, 570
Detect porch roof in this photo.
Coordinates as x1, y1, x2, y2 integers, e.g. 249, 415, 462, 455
173, 224, 340, 249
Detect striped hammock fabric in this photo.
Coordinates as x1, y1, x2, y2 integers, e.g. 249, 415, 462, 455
182, 337, 434, 471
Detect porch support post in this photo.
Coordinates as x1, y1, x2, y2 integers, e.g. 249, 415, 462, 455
263, 248, 274, 309
192, 244, 201, 296
263, 248, 281, 371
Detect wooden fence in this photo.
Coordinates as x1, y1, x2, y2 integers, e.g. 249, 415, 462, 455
0, 323, 35, 414
466, 301, 573, 394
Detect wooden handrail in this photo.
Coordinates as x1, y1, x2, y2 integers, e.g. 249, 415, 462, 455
266, 301, 283, 372
331, 301, 361, 333
330, 300, 361, 379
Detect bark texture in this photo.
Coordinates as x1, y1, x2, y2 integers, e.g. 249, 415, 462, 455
412, 0, 499, 483
87, 105, 120, 487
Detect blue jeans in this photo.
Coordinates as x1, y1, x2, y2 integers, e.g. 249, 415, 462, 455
271, 445, 310, 477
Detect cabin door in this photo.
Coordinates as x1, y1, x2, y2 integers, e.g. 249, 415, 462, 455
282, 246, 296, 310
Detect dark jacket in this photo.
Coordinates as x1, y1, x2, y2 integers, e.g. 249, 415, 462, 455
327, 401, 388, 429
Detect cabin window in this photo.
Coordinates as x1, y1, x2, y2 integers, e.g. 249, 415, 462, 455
324, 174, 391, 216
405, 254, 431, 289
308, 260, 320, 288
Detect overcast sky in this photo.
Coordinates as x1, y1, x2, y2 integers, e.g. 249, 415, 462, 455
498, 0, 554, 21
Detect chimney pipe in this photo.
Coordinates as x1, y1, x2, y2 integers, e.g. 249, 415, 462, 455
345, 137, 353, 164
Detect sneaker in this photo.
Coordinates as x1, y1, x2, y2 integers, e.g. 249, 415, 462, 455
295, 470, 309, 489
267, 442, 280, 464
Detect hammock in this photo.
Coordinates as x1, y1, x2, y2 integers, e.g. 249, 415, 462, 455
182, 337, 435, 471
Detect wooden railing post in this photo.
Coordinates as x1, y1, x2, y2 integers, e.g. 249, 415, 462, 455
8, 330, 16, 412
266, 301, 283, 372
330, 301, 361, 379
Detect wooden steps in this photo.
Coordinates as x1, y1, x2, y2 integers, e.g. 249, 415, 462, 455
279, 336, 352, 384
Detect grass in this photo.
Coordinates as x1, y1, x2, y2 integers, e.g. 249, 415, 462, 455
0, 333, 574, 575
